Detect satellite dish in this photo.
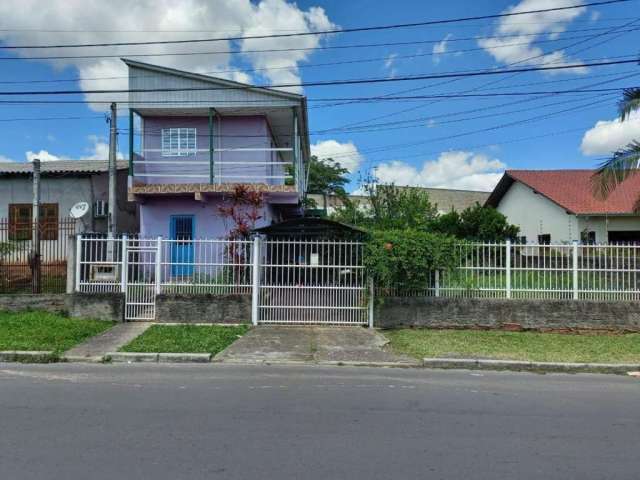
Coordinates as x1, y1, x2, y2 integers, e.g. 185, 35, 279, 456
69, 202, 89, 219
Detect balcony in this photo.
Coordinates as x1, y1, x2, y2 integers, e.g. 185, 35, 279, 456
127, 109, 304, 198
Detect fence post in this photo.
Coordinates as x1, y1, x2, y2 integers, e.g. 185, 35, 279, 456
572, 241, 579, 300
251, 236, 261, 326
505, 240, 511, 299
74, 234, 81, 293
155, 236, 162, 295
120, 234, 128, 293
368, 277, 375, 328
434, 270, 440, 297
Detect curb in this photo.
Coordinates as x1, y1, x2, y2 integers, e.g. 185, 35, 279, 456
106, 352, 159, 363
105, 352, 213, 363
422, 357, 640, 375
62, 355, 105, 364
0, 351, 57, 363
317, 360, 419, 368
158, 353, 212, 363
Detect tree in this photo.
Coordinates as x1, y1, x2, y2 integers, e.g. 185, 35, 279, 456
456, 203, 519, 242
592, 88, 640, 201
306, 155, 350, 197
297, 156, 350, 208
429, 203, 519, 241
331, 180, 438, 230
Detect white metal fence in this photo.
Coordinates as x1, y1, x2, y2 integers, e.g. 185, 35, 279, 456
257, 239, 369, 325
77, 237, 640, 323
76, 236, 368, 324
385, 241, 640, 301
77, 236, 254, 321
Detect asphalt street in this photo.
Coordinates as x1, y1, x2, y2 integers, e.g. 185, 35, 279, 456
0, 363, 638, 479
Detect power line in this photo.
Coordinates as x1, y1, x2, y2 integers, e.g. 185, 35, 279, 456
0, 86, 634, 106
0, 16, 634, 34
1, 58, 636, 96
324, 15, 640, 127
0, 0, 630, 50
3, 26, 639, 63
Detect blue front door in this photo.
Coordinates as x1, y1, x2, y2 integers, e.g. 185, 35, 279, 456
170, 215, 194, 277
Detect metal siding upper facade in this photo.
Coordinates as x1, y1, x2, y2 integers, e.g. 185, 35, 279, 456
127, 65, 300, 110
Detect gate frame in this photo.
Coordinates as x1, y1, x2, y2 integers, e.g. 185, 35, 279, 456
251, 237, 373, 327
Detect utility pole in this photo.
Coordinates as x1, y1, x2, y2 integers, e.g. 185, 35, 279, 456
108, 102, 118, 238
107, 102, 117, 262
31, 158, 41, 293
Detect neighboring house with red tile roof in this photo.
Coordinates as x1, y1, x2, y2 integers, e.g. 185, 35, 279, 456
486, 170, 640, 244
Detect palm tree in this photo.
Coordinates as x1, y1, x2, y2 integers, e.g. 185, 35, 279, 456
592, 88, 640, 201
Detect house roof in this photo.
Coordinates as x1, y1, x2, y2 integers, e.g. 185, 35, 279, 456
308, 187, 490, 213
0, 160, 129, 175
486, 169, 640, 215
253, 217, 367, 239
121, 58, 304, 101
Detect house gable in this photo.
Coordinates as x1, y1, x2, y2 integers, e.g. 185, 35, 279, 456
123, 58, 302, 110
496, 180, 579, 243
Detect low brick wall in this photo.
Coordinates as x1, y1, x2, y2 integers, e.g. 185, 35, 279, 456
375, 296, 640, 331
155, 294, 251, 324
0, 294, 68, 313
68, 293, 124, 322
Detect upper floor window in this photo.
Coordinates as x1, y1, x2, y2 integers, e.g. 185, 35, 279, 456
161, 128, 197, 157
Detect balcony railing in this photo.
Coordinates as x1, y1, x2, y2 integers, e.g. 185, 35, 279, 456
130, 148, 294, 186
128, 110, 305, 192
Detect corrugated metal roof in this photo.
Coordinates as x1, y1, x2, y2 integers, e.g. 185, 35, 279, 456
0, 160, 129, 175
308, 187, 491, 213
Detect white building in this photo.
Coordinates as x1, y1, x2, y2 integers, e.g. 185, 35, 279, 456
486, 170, 640, 244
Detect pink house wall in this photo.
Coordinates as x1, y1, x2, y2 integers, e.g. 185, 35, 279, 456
139, 115, 284, 185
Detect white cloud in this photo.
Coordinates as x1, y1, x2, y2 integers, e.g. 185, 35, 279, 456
384, 53, 398, 78
311, 139, 363, 173
239, 2, 336, 94
580, 110, 640, 155
0, 155, 16, 162
0, 0, 336, 107
432, 34, 452, 64
373, 151, 505, 191
24, 135, 123, 162
478, 0, 588, 74
25, 150, 62, 162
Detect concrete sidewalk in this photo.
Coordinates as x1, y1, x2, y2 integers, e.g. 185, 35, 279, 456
64, 322, 153, 362
214, 326, 418, 366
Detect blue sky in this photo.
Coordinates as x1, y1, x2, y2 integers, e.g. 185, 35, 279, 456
0, 0, 639, 191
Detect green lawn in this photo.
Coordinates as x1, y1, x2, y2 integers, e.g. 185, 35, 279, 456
0, 310, 114, 353
385, 329, 640, 363
120, 324, 249, 355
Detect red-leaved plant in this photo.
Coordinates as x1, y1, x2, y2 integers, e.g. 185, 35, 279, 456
218, 185, 265, 284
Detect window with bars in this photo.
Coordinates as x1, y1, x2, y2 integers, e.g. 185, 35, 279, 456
161, 128, 197, 157
8, 203, 59, 241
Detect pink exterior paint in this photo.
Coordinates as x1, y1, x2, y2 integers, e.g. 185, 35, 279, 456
140, 196, 276, 239
136, 115, 285, 186
134, 114, 298, 240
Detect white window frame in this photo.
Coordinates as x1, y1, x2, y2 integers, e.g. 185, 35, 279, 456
161, 128, 197, 157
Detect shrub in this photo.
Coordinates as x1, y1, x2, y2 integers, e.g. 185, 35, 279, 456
364, 229, 459, 291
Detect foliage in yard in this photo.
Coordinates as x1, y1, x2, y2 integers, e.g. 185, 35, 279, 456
120, 324, 249, 355
0, 310, 113, 353
301, 155, 351, 208
218, 184, 265, 240
364, 229, 459, 291
332, 181, 438, 231
385, 329, 640, 363
430, 203, 520, 242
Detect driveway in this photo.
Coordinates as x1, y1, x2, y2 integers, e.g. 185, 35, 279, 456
214, 326, 417, 366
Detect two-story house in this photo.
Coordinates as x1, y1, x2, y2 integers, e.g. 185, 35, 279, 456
123, 59, 309, 243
